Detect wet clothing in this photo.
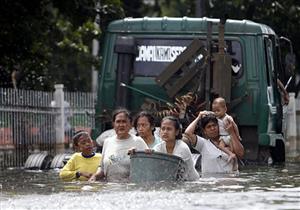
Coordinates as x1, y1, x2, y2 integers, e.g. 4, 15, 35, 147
59, 152, 101, 181
153, 140, 199, 181
101, 134, 148, 182
193, 135, 237, 174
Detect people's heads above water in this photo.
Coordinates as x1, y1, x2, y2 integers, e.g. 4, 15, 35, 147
200, 113, 219, 140
160, 116, 182, 142
112, 108, 132, 122
112, 108, 132, 139
212, 97, 227, 118
72, 130, 94, 155
133, 111, 155, 138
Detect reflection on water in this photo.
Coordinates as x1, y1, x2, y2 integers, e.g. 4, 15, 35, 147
1, 163, 300, 210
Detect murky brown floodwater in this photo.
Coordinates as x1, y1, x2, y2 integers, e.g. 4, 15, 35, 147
1, 163, 300, 210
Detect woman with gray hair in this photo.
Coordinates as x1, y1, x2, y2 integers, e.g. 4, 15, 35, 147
89, 108, 148, 182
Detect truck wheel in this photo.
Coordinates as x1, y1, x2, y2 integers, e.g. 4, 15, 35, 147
270, 139, 285, 163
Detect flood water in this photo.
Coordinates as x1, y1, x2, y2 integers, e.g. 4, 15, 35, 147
1, 163, 300, 210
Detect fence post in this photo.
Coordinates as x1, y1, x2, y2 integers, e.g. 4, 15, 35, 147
286, 93, 298, 159
54, 84, 65, 153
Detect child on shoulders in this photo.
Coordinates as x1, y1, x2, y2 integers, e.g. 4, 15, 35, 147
212, 97, 241, 166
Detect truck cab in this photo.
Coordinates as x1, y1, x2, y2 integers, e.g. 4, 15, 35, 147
95, 17, 292, 163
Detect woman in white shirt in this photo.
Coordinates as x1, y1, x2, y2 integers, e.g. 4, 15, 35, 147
89, 108, 148, 182
153, 116, 199, 181
133, 111, 161, 148
184, 111, 244, 175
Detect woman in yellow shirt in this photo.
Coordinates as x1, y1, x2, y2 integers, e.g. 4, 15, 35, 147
59, 131, 101, 181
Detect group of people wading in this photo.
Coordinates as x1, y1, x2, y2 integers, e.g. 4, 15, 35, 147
59, 97, 244, 182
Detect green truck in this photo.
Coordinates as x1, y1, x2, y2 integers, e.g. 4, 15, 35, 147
94, 17, 294, 163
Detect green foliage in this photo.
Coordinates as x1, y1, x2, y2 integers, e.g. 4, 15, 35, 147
127, 0, 195, 17
99, 1, 125, 30
158, 0, 195, 17
0, 0, 123, 91
0, 0, 53, 89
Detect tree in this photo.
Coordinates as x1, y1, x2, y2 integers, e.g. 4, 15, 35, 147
0, 0, 124, 91
0, 0, 54, 89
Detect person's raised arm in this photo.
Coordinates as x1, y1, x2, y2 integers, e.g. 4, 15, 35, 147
184, 111, 208, 146
225, 120, 244, 159
277, 79, 289, 105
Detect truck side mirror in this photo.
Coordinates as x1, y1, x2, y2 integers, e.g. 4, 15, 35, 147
279, 36, 296, 76
285, 52, 296, 75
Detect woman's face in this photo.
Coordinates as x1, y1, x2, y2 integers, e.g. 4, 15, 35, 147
136, 116, 152, 139
160, 119, 178, 143
203, 121, 219, 139
113, 112, 131, 139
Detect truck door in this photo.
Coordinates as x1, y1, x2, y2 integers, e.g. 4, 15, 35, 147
264, 37, 281, 133
264, 37, 286, 162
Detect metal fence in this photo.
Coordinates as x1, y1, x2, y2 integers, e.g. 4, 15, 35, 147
0, 87, 95, 169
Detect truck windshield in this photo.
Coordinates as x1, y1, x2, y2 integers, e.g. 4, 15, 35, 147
133, 38, 243, 77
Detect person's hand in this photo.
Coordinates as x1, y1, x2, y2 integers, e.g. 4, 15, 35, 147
80, 171, 93, 179
225, 119, 234, 134
228, 153, 237, 163
198, 110, 211, 118
144, 148, 154, 154
127, 147, 136, 155
88, 171, 105, 183
197, 111, 204, 118
88, 174, 97, 182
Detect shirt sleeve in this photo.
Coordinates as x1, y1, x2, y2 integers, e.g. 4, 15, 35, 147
59, 154, 77, 181
193, 135, 205, 153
